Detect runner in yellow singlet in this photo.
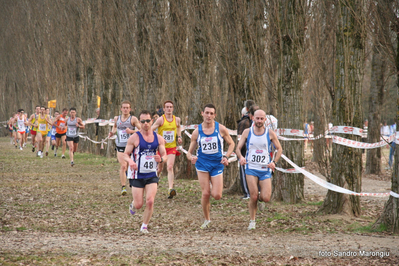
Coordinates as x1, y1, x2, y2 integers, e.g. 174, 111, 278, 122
27, 105, 40, 152
151, 100, 182, 199
35, 106, 52, 158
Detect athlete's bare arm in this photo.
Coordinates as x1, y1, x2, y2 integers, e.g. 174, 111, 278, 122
122, 133, 139, 170
236, 128, 250, 165
268, 129, 282, 170
128, 116, 141, 134
219, 124, 235, 166
108, 116, 119, 137
175, 117, 182, 145
77, 118, 85, 130
151, 116, 163, 131
27, 114, 35, 127
186, 128, 199, 164
155, 134, 168, 163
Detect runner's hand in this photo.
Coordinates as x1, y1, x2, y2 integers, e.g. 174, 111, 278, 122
128, 160, 138, 170
239, 157, 247, 166
190, 155, 197, 165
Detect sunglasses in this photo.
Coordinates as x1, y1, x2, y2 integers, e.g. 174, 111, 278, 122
140, 119, 152, 124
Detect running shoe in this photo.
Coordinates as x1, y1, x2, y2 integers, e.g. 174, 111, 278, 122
46, 152, 48, 157
168, 188, 177, 199
32, 147, 35, 152
71, 161, 74, 167
121, 186, 127, 196
129, 201, 136, 215
15, 145, 17, 149
140, 227, 149, 234
51, 145, 54, 150
19, 147, 23, 150
40, 152, 43, 159
248, 220, 256, 230
61, 155, 66, 159
37, 151, 41, 157
54, 153, 57, 157
23, 143, 26, 148
200, 220, 211, 229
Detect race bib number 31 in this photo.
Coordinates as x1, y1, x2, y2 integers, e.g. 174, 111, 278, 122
201, 136, 218, 154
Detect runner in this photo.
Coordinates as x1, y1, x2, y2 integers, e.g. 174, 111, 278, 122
50, 111, 59, 151
109, 101, 141, 196
24, 112, 29, 147
53, 108, 68, 158
12, 111, 20, 148
15, 109, 28, 150
8, 114, 15, 144
122, 110, 167, 234
28, 106, 40, 152
35, 106, 52, 158
235, 109, 282, 230
8, 113, 17, 146
186, 103, 235, 229
65, 108, 85, 166
44, 108, 53, 156
151, 100, 183, 199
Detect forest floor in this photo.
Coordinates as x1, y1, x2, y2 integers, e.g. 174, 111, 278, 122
0, 137, 398, 265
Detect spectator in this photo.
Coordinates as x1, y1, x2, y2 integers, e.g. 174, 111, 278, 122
388, 119, 397, 170
156, 105, 164, 116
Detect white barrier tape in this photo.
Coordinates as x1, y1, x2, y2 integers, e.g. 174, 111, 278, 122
281, 154, 398, 198
332, 135, 396, 149
78, 133, 109, 149
275, 167, 305, 173
329, 126, 364, 137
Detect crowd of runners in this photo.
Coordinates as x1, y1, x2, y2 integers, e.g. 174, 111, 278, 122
6, 100, 282, 234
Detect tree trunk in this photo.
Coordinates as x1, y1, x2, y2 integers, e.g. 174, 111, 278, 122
319, 0, 364, 216
272, 0, 306, 203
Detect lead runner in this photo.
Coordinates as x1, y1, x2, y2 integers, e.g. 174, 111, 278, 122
186, 103, 235, 229
122, 110, 167, 234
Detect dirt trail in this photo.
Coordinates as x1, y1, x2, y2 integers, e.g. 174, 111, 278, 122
0, 138, 397, 265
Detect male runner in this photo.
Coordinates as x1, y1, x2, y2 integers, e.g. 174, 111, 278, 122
109, 101, 141, 195
122, 110, 167, 234
50, 111, 59, 151
53, 108, 68, 158
44, 108, 53, 156
8, 113, 15, 144
8, 113, 17, 146
151, 100, 182, 199
236, 109, 282, 230
65, 108, 85, 166
186, 104, 235, 229
15, 109, 28, 150
35, 106, 52, 158
28, 106, 40, 152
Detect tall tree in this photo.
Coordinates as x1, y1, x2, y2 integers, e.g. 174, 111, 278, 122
373, 0, 399, 233
272, 0, 307, 203
320, 0, 365, 216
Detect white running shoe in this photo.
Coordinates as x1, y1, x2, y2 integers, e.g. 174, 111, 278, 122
248, 220, 256, 230
20, 147, 23, 150
200, 220, 211, 229
140, 227, 149, 234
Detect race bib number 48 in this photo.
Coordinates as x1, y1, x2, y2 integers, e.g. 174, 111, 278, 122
140, 154, 157, 173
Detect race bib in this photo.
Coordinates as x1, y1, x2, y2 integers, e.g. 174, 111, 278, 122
139, 154, 157, 173
68, 127, 77, 136
59, 122, 65, 130
118, 129, 129, 143
39, 123, 46, 131
51, 128, 56, 135
163, 131, 175, 143
248, 149, 269, 170
201, 136, 218, 154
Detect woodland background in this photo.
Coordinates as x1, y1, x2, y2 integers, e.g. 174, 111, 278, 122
1, 1, 399, 230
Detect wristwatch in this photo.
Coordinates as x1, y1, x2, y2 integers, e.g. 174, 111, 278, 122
161, 157, 164, 163
223, 155, 228, 159
272, 160, 276, 164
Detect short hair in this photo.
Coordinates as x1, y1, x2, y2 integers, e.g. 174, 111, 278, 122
35, 105, 40, 108
248, 105, 259, 116
163, 100, 174, 108
156, 105, 162, 109
151, 111, 158, 117
19, 109, 24, 112
62, 108, 68, 112
139, 110, 151, 118
203, 103, 216, 112
45, 107, 49, 110
54, 110, 59, 114
245, 100, 255, 110
69, 107, 77, 112
121, 100, 131, 107
40, 106, 45, 109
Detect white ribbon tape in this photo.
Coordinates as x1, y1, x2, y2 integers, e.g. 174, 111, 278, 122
281, 154, 398, 198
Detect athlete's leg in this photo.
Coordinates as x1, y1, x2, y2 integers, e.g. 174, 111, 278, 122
61, 135, 67, 156
73, 142, 78, 153
117, 152, 128, 187
197, 171, 212, 221
258, 178, 272, 203
246, 174, 260, 221
166, 154, 176, 189
142, 183, 158, 225
131, 186, 145, 210
67, 141, 74, 162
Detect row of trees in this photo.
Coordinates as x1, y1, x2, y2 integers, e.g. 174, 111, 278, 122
0, 0, 398, 231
